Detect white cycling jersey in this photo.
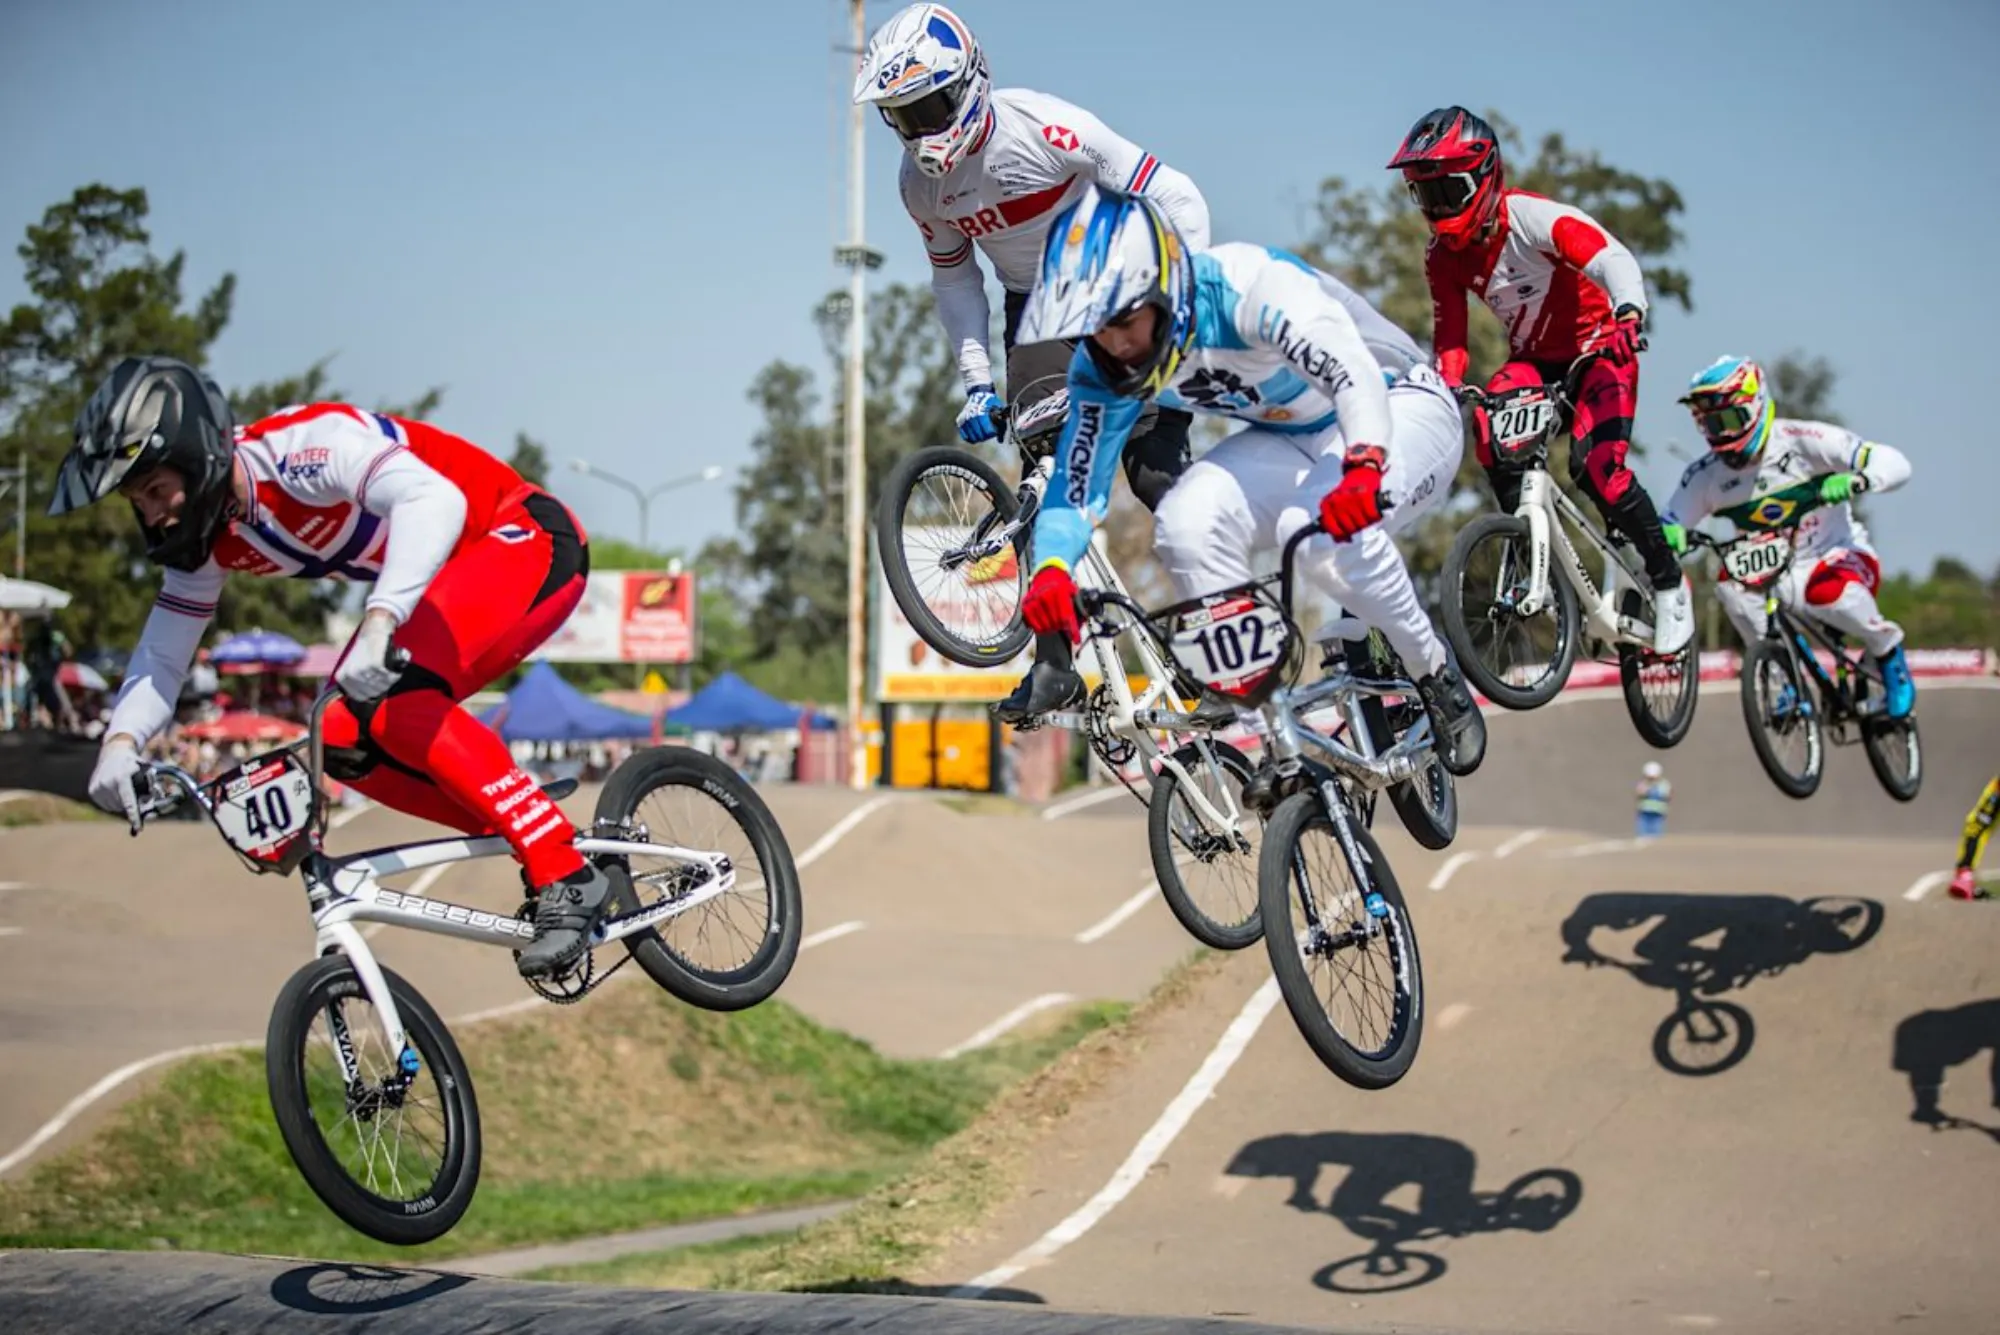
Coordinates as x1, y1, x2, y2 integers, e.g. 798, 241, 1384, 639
1664, 418, 1911, 561
899, 87, 1210, 390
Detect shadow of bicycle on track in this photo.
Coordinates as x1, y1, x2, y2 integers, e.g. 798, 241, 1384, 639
1560, 891, 1883, 1076
1225, 1131, 1582, 1294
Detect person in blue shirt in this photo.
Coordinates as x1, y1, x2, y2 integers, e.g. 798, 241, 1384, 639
1634, 760, 1671, 839
995, 184, 1484, 775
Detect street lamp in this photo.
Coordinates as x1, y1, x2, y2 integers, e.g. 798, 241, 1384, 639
567, 459, 724, 551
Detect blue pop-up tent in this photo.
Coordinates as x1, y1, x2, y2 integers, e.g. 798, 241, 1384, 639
480, 661, 655, 742
664, 671, 833, 733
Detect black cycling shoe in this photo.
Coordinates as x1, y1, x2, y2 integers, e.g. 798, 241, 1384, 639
517, 862, 615, 979
993, 661, 1086, 726
1184, 694, 1240, 729
1415, 662, 1487, 778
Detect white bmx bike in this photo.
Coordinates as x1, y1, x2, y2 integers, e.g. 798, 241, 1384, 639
125, 686, 802, 1245
1441, 351, 1700, 748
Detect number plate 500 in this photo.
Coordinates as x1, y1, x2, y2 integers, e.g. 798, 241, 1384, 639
1722, 534, 1791, 587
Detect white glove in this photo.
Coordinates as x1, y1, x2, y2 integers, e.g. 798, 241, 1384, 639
336, 612, 404, 703
89, 737, 143, 823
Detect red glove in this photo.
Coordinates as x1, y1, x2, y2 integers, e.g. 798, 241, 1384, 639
1604, 306, 1646, 366
1319, 454, 1385, 542
1022, 564, 1081, 642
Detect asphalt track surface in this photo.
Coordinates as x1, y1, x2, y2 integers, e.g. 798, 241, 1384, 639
1, 682, 1996, 1333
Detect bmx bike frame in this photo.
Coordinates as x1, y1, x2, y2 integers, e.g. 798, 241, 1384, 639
132, 689, 739, 1077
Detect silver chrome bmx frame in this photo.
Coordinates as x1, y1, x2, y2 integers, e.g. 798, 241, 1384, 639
131, 691, 738, 1072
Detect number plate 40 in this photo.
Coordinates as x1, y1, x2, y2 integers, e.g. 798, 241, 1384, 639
212, 754, 315, 858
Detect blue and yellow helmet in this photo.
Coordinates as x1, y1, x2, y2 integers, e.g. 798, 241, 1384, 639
1018, 183, 1196, 400
1679, 355, 1774, 467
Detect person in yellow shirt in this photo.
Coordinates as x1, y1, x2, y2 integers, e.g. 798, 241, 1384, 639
1950, 776, 1999, 901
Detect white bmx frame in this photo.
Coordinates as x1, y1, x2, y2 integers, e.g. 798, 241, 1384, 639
1511, 468, 1659, 650
134, 713, 742, 1082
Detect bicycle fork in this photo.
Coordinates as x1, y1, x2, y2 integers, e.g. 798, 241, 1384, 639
305, 863, 416, 1077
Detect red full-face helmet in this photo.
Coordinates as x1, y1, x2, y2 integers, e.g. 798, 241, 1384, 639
1389, 106, 1504, 250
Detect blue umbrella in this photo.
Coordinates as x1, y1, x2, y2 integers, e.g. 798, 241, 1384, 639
210, 629, 308, 666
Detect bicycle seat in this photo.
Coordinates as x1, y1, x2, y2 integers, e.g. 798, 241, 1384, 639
540, 777, 580, 802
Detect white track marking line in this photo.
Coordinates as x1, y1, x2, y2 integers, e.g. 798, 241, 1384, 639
329, 799, 376, 830
0, 881, 24, 892
1076, 881, 1157, 944
1903, 871, 1953, 903
0, 927, 22, 938
1492, 827, 1546, 859
952, 975, 1282, 1297
799, 920, 866, 951
939, 993, 1076, 1059
795, 795, 896, 868
1550, 837, 1647, 859
1, 779, 905, 1179
1041, 786, 1126, 821
0, 1039, 250, 1176
1428, 851, 1479, 891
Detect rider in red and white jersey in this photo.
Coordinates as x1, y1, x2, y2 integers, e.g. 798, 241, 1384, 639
51, 356, 605, 979
1389, 106, 1694, 655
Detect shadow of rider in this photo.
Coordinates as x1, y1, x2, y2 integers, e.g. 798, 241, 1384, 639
1893, 998, 2000, 1135
1560, 892, 1880, 997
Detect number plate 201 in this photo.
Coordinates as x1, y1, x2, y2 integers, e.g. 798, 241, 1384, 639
1493, 397, 1554, 449
1170, 597, 1289, 694
212, 755, 315, 857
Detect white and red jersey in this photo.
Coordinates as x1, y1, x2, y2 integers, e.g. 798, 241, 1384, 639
1427, 190, 1648, 382
1665, 418, 1913, 562
900, 88, 1210, 390
109, 404, 532, 745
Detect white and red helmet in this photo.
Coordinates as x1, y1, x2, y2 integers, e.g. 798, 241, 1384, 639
852, 4, 991, 178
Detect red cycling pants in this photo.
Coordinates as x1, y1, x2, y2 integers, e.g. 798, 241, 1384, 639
324, 489, 589, 887
1481, 356, 1642, 504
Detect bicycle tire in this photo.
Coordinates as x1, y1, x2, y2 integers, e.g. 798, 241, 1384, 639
265, 956, 480, 1246
875, 445, 1032, 668
596, 747, 803, 1011
1652, 999, 1755, 1077
1739, 637, 1823, 799
1353, 639, 1456, 851
1617, 589, 1700, 749
1259, 791, 1423, 1089
1442, 512, 1579, 710
1148, 740, 1263, 950
1862, 713, 1923, 803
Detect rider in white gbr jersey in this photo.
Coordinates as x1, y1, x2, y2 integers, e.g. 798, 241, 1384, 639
854, 4, 1213, 718
1012, 185, 1488, 776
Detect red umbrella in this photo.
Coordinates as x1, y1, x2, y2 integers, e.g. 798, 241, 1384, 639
182, 712, 307, 744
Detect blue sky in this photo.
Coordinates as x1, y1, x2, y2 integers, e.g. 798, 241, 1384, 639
3, 0, 1995, 575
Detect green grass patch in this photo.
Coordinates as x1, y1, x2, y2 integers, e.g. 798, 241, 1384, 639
0, 793, 108, 826
528, 948, 1224, 1293
0, 979, 1122, 1263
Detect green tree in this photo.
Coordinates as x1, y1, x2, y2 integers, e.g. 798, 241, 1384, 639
1768, 352, 1842, 424
1879, 558, 2000, 649
711, 281, 959, 695
508, 432, 550, 488
0, 185, 443, 651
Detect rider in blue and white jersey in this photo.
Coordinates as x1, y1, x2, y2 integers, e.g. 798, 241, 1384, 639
1005, 184, 1486, 776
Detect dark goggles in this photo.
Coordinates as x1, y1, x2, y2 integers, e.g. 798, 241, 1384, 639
879, 85, 962, 139
1404, 172, 1479, 221
1692, 402, 1758, 443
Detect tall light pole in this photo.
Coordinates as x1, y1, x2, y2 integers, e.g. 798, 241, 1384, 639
567, 459, 723, 551
836, 0, 885, 791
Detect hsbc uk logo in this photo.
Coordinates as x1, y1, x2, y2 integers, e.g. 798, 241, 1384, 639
1042, 124, 1080, 152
